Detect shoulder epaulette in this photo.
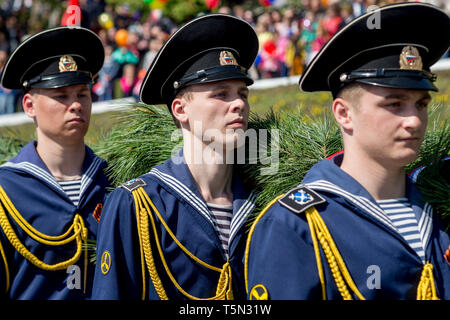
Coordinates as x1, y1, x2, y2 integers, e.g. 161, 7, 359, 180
120, 178, 147, 192
278, 185, 326, 214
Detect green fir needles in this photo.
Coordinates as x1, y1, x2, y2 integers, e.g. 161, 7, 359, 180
241, 108, 342, 212
94, 103, 181, 187
406, 109, 450, 231
95, 103, 448, 230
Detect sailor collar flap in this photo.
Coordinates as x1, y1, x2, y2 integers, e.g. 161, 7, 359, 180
301, 159, 434, 251
145, 153, 257, 244
1, 141, 107, 198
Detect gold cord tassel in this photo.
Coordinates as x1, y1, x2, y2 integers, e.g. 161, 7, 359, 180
305, 206, 366, 300
133, 187, 233, 300
245, 193, 442, 300
417, 262, 440, 300
0, 185, 88, 292
0, 239, 9, 293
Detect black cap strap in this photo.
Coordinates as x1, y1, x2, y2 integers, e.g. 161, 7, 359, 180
173, 65, 248, 90
24, 71, 93, 89
339, 68, 437, 83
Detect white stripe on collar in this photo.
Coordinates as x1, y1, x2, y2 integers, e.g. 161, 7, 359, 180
229, 190, 256, 243
305, 180, 397, 232
149, 168, 215, 226
2, 158, 103, 205
418, 202, 433, 252
80, 157, 103, 195
1, 161, 64, 193
149, 168, 256, 244
306, 179, 434, 251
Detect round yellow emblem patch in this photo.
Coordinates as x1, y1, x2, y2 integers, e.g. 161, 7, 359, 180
101, 250, 111, 275
249, 284, 269, 300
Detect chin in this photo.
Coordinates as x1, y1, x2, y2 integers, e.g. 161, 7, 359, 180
64, 129, 87, 142
395, 150, 420, 167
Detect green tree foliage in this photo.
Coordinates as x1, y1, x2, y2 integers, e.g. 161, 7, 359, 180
93, 102, 449, 230
162, 0, 208, 23
106, 0, 149, 11
0, 136, 26, 164
105, 0, 207, 23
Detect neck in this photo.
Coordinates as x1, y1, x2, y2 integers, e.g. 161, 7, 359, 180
182, 135, 234, 205
340, 149, 406, 200
35, 134, 86, 180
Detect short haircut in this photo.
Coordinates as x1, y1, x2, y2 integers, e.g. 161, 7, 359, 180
336, 82, 366, 108
25, 87, 40, 95
170, 86, 194, 128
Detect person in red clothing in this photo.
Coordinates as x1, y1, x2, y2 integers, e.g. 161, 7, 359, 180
322, 3, 343, 37
119, 63, 137, 97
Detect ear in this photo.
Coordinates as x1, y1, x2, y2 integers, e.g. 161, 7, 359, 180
332, 97, 353, 132
171, 96, 189, 125
22, 92, 36, 119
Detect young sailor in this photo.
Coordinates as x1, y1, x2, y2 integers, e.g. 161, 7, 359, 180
245, 2, 450, 300
0, 26, 110, 299
92, 14, 259, 300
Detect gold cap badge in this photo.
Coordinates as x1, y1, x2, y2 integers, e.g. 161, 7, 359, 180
399, 46, 423, 71
219, 51, 237, 66
59, 55, 78, 72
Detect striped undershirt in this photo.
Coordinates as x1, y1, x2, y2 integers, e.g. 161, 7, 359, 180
207, 202, 233, 258
377, 198, 425, 263
57, 179, 82, 206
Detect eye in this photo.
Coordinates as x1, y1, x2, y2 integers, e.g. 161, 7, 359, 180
385, 101, 401, 108
240, 92, 249, 100
416, 100, 429, 109
214, 91, 226, 98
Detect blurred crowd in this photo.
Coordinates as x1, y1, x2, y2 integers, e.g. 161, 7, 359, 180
0, 0, 448, 114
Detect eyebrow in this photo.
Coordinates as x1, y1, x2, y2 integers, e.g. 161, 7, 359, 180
384, 93, 431, 100
211, 83, 248, 92
49, 85, 90, 95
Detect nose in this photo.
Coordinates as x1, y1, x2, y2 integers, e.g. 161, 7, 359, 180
403, 104, 427, 131
229, 94, 247, 114
68, 101, 82, 113
68, 94, 83, 113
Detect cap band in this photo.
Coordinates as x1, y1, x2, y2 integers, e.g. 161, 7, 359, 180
174, 64, 248, 89
24, 71, 93, 89
339, 68, 437, 83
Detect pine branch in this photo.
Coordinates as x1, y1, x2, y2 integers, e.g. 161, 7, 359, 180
94, 103, 449, 232
94, 103, 180, 187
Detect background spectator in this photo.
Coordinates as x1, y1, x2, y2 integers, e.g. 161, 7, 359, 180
93, 44, 119, 101
120, 63, 137, 98
0, 49, 17, 114
0, 0, 447, 111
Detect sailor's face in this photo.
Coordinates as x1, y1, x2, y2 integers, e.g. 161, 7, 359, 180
182, 79, 250, 148
350, 86, 430, 167
23, 84, 92, 145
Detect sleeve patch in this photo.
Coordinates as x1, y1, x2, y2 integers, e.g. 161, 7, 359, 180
120, 178, 147, 192
249, 284, 269, 300
278, 185, 326, 214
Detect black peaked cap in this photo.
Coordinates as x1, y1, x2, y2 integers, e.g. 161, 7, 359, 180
139, 14, 259, 106
299, 2, 450, 97
1, 26, 105, 90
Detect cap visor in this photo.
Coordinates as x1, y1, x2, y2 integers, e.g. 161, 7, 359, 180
29, 72, 93, 89
356, 76, 438, 91
182, 70, 254, 89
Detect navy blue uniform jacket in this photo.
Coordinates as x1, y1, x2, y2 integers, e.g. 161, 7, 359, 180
246, 156, 450, 299
0, 141, 110, 299
92, 151, 257, 299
